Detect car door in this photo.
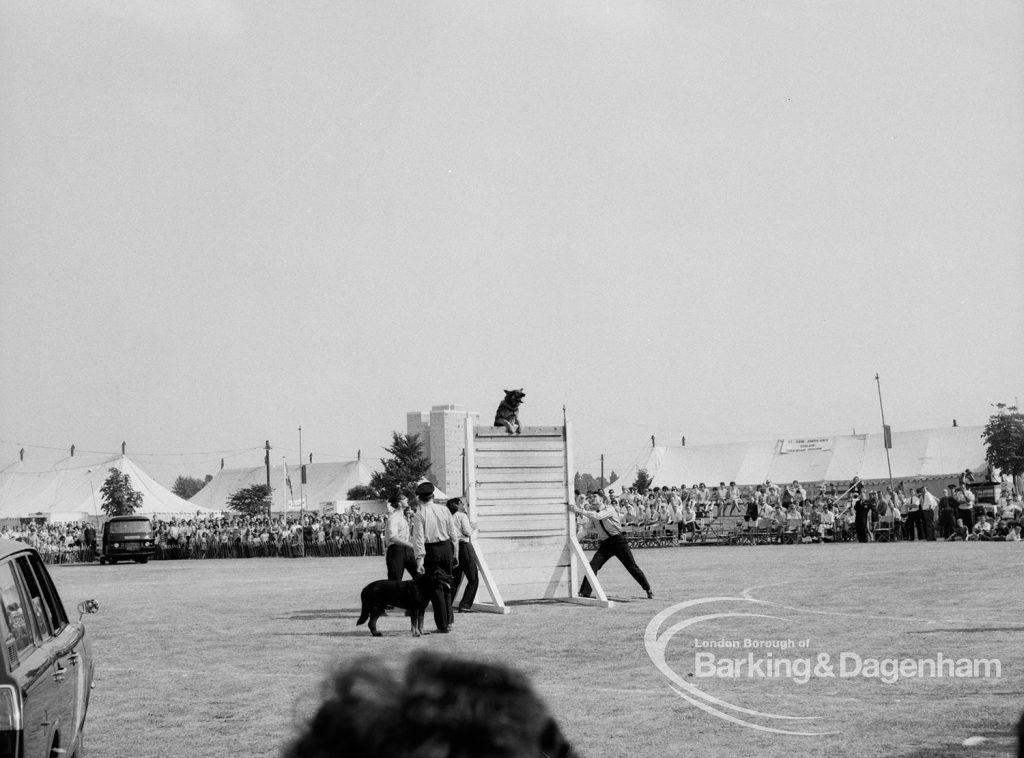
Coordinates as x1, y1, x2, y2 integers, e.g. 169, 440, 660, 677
32, 554, 88, 743
0, 559, 59, 758
16, 555, 82, 756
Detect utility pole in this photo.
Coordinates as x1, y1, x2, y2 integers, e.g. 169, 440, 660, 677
264, 440, 271, 519
600, 454, 605, 488
875, 374, 894, 492
298, 425, 304, 519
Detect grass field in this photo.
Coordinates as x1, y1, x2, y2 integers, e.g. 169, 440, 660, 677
49, 542, 1023, 758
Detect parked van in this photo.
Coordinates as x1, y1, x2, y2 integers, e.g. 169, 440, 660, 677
0, 538, 96, 758
99, 516, 156, 565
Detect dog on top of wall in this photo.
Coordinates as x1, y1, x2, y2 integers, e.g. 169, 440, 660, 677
356, 567, 451, 637
494, 388, 525, 435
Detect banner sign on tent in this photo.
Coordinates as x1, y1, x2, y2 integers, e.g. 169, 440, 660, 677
779, 437, 833, 454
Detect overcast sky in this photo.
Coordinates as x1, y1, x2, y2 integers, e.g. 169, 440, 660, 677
2, 1, 1022, 487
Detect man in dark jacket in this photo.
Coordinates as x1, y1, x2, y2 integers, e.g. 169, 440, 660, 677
937, 486, 959, 539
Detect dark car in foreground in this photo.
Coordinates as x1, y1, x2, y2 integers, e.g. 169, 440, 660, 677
99, 515, 156, 564
0, 538, 95, 758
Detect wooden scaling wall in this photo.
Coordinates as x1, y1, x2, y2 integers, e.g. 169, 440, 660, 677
465, 421, 612, 611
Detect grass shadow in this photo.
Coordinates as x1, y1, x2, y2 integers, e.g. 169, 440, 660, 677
911, 626, 1024, 634
278, 608, 361, 621
282, 629, 433, 639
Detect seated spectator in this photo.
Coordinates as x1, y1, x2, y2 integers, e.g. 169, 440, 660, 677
679, 499, 697, 543
782, 504, 803, 542
948, 518, 969, 541
972, 516, 994, 541
806, 503, 821, 534
838, 503, 856, 541
818, 505, 836, 541
758, 504, 782, 540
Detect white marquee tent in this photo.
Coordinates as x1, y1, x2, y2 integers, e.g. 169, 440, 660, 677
616, 425, 990, 490
188, 459, 386, 514
0, 453, 219, 523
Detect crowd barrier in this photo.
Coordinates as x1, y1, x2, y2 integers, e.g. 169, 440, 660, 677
33, 535, 386, 565
37, 546, 98, 565
154, 536, 385, 560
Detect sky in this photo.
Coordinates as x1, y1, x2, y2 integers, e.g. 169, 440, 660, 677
2, 1, 1022, 489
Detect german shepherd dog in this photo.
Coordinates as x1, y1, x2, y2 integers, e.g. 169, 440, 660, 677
356, 568, 452, 637
494, 388, 525, 434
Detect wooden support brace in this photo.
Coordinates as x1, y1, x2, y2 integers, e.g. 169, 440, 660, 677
561, 418, 613, 607
466, 537, 510, 614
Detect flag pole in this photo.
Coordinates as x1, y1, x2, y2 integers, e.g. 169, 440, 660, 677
282, 457, 289, 516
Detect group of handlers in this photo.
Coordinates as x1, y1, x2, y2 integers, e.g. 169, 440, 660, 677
383, 482, 479, 634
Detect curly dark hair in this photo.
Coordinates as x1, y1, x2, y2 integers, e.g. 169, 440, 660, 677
282, 651, 578, 758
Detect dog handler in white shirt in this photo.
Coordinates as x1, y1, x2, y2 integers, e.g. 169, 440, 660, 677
411, 482, 459, 633
569, 492, 654, 599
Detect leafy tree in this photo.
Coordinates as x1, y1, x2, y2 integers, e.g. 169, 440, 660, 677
227, 484, 272, 518
574, 472, 598, 494
346, 485, 378, 501
982, 403, 1024, 480
574, 472, 613, 493
100, 468, 144, 516
632, 468, 652, 495
609, 471, 619, 484
172, 474, 212, 500
369, 433, 432, 501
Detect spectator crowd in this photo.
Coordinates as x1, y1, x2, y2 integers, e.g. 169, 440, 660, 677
4, 472, 1021, 564
580, 473, 1023, 546
1, 510, 392, 564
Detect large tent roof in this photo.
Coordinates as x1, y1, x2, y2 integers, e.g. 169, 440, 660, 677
0, 453, 219, 522
189, 459, 378, 513
618, 425, 988, 489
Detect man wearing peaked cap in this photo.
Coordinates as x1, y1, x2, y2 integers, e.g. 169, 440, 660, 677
411, 481, 458, 633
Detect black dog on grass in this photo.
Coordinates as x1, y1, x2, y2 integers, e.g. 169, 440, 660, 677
356, 568, 452, 637
494, 388, 525, 434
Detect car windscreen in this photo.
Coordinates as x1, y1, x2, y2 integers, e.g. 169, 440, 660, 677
107, 521, 150, 535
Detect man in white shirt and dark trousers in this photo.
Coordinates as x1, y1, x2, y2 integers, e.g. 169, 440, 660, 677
384, 492, 417, 581
570, 492, 653, 599
446, 497, 479, 613
411, 481, 458, 633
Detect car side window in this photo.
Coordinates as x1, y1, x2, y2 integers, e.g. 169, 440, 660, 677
14, 557, 53, 642
22, 555, 67, 634
0, 562, 33, 659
